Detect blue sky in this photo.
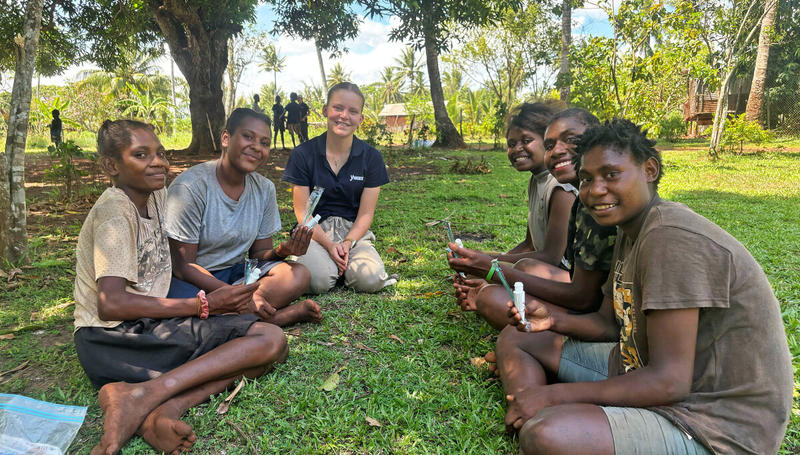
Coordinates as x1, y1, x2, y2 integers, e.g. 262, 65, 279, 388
37, 4, 612, 98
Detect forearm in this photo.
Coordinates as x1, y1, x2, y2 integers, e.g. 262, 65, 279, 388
548, 308, 618, 341
505, 240, 533, 256
499, 264, 602, 311
98, 292, 198, 321
345, 213, 373, 243
544, 365, 689, 409
174, 263, 227, 292
252, 245, 288, 261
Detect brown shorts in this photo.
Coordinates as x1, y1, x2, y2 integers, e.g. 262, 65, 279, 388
74, 314, 258, 388
287, 123, 301, 134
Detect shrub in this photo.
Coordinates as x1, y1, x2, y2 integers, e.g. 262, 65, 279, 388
720, 113, 773, 154
45, 140, 86, 201
359, 118, 392, 147
656, 111, 686, 141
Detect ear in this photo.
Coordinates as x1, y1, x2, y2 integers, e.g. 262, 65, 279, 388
221, 130, 230, 149
101, 156, 119, 177
643, 157, 659, 183
322, 104, 329, 118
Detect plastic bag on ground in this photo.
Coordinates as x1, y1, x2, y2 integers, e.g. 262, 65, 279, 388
0, 393, 87, 455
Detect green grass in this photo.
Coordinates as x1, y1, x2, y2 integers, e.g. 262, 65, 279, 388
1, 143, 798, 454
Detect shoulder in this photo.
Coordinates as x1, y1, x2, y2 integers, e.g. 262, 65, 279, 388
247, 172, 276, 194
354, 136, 384, 161
170, 160, 215, 191
89, 187, 137, 226
638, 199, 738, 256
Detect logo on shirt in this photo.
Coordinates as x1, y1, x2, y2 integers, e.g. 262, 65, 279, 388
350, 175, 364, 182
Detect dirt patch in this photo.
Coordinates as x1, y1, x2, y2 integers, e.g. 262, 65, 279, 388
0, 327, 74, 395
455, 231, 495, 242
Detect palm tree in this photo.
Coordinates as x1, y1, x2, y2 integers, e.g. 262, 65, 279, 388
378, 67, 403, 105
259, 43, 286, 101
442, 67, 464, 99
327, 62, 351, 87
392, 47, 425, 98
76, 46, 160, 98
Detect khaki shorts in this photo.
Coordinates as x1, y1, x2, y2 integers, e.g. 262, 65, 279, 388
293, 216, 396, 294
558, 338, 712, 455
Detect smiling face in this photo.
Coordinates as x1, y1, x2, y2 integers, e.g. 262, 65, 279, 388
106, 127, 169, 195
221, 115, 271, 174
323, 89, 364, 138
578, 144, 658, 233
543, 116, 588, 185
507, 126, 546, 173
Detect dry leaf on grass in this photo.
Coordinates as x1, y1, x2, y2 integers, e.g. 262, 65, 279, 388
7, 268, 21, 282
355, 342, 378, 353
498, 194, 510, 198
287, 328, 302, 337
386, 247, 400, 255
0, 269, 7, 279
388, 334, 405, 344
470, 357, 487, 369
0, 333, 14, 340
366, 416, 382, 427
217, 379, 246, 414
0, 360, 29, 378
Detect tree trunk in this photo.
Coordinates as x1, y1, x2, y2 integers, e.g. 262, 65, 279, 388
148, 0, 229, 154
745, 0, 778, 125
423, 30, 465, 148
1, 0, 43, 263
559, 0, 572, 103
710, 69, 735, 154
315, 40, 327, 89
225, 37, 236, 117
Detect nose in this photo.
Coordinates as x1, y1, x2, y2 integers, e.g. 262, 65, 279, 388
154, 153, 169, 169
586, 177, 607, 198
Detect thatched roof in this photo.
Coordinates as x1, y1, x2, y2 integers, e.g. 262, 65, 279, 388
378, 103, 408, 117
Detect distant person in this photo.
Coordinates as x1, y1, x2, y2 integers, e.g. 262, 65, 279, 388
298, 95, 310, 143
272, 95, 286, 150
50, 109, 63, 146
285, 92, 301, 148
282, 82, 396, 294
252, 94, 264, 114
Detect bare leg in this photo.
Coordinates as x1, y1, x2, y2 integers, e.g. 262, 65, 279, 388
495, 325, 564, 432
254, 262, 322, 326
519, 404, 613, 455
91, 322, 287, 455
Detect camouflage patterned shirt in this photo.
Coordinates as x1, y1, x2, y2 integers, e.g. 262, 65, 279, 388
563, 198, 617, 275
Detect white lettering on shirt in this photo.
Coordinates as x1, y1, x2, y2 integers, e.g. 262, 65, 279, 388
350, 175, 364, 182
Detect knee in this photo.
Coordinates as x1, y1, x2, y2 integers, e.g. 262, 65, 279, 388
307, 272, 336, 294
518, 409, 566, 455
288, 262, 311, 291
251, 323, 288, 365
347, 271, 385, 293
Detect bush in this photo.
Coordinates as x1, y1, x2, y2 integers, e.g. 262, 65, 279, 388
656, 111, 685, 141
359, 118, 392, 147
720, 114, 773, 154
45, 140, 86, 201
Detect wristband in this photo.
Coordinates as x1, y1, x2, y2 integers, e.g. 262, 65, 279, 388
486, 262, 496, 282
196, 290, 209, 319
344, 237, 357, 247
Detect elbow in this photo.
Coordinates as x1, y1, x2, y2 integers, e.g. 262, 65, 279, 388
653, 371, 692, 404
96, 292, 121, 321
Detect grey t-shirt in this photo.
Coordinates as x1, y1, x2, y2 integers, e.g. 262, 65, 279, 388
165, 160, 282, 271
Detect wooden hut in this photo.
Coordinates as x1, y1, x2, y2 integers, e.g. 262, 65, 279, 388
683, 75, 751, 137
378, 103, 409, 132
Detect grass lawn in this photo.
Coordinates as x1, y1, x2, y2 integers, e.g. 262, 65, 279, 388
1, 141, 798, 454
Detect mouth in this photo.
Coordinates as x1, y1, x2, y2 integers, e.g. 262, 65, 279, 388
510, 154, 531, 164
552, 160, 573, 172
241, 151, 262, 162
591, 203, 618, 213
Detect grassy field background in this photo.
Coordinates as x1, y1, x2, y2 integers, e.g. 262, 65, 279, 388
0, 139, 798, 454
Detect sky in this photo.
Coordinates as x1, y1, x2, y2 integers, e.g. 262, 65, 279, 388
34, 4, 612, 97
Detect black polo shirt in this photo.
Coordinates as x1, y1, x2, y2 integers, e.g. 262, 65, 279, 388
286, 101, 301, 123
282, 133, 390, 222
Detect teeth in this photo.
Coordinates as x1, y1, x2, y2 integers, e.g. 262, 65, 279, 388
554, 161, 571, 169
595, 204, 617, 210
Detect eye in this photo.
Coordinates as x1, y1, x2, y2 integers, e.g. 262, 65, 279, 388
134, 152, 146, 159
579, 175, 593, 184
243, 133, 252, 140
605, 171, 619, 179
565, 135, 579, 145
543, 140, 555, 151
507, 139, 516, 148
522, 138, 533, 145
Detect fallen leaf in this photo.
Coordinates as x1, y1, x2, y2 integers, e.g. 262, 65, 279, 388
389, 334, 405, 344
424, 220, 441, 227
0, 334, 14, 340
0, 269, 7, 279
470, 357, 487, 368
7, 268, 21, 282
487, 203, 496, 207
446, 311, 463, 319
498, 194, 509, 199
355, 342, 377, 353
386, 247, 400, 255
366, 416, 382, 427
287, 328, 302, 337
319, 372, 340, 391
217, 379, 246, 414
65, 210, 80, 215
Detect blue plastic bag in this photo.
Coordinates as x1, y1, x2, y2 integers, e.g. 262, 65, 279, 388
0, 393, 87, 455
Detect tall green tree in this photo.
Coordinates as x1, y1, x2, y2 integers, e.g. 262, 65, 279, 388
267, 0, 361, 89
259, 42, 287, 102
745, 0, 778, 125
378, 66, 403, 104
327, 62, 352, 87
364, 0, 521, 147
1, 0, 43, 263
393, 47, 426, 97
78, 0, 260, 154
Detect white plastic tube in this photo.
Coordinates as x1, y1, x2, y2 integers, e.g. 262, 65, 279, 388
513, 281, 530, 332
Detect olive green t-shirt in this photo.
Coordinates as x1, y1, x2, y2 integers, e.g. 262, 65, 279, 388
603, 197, 792, 454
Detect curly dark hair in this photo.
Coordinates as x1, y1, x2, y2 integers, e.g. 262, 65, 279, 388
96, 119, 155, 159
574, 118, 663, 188
551, 108, 599, 128
506, 103, 555, 138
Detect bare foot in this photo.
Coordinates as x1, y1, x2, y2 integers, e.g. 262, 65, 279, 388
268, 299, 322, 326
453, 278, 486, 311
138, 402, 197, 455
91, 382, 160, 455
